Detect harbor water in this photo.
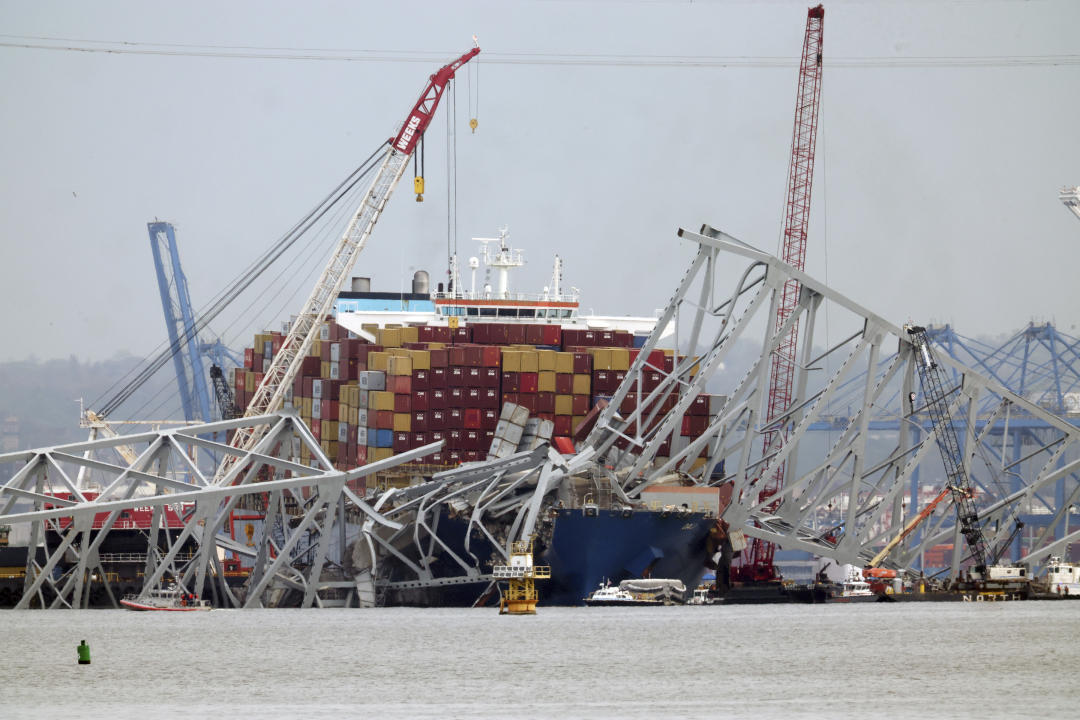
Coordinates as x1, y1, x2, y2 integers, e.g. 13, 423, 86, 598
2, 602, 1078, 719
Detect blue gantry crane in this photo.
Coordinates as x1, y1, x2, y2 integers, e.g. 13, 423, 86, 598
148, 221, 241, 422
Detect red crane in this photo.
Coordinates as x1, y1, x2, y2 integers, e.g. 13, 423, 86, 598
734, 5, 824, 583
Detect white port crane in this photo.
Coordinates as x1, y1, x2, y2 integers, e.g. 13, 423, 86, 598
221, 44, 480, 479
1061, 186, 1080, 224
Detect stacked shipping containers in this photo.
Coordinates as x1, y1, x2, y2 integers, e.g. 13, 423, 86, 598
232, 320, 725, 495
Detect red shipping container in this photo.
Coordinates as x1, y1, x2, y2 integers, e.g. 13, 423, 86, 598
356, 445, 368, 466
537, 392, 556, 413
376, 410, 395, 429
464, 346, 483, 367
472, 324, 490, 344
449, 346, 467, 367
391, 375, 412, 394
482, 388, 500, 408
480, 346, 501, 367
449, 387, 465, 408
244, 347, 254, 369
311, 422, 321, 441
620, 393, 638, 415
525, 324, 544, 345
466, 387, 482, 407
428, 367, 448, 389
412, 390, 429, 411
447, 429, 464, 449
594, 371, 614, 394
490, 324, 509, 344
412, 369, 430, 390
572, 394, 590, 415
502, 392, 519, 407
429, 348, 448, 369
573, 353, 592, 374
393, 431, 410, 452
393, 394, 411, 413
430, 410, 447, 429
555, 373, 573, 395
448, 408, 464, 428
643, 371, 663, 392
518, 394, 537, 413
538, 412, 556, 424
519, 372, 539, 394
506, 324, 527, 345
448, 366, 466, 387
303, 376, 314, 397
419, 326, 435, 343
502, 372, 520, 392
689, 394, 710, 416
481, 409, 499, 430
464, 430, 483, 451
430, 388, 448, 410
447, 449, 465, 463
681, 415, 709, 437
451, 326, 472, 344
430, 430, 446, 445
664, 354, 676, 373
482, 367, 500, 387
466, 367, 482, 387
412, 432, 428, 448
554, 416, 573, 436
599, 331, 615, 346
542, 324, 561, 346
465, 450, 484, 462
463, 408, 482, 429
412, 411, 429, 432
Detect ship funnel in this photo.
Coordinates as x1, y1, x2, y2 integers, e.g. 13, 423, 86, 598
412, 270, 430, 294
351, 277, 371, 293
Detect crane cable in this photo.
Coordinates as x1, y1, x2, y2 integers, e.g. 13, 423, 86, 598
93, 141, 390, 418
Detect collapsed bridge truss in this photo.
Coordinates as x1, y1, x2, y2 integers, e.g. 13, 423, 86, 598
3, 224, 1080, 608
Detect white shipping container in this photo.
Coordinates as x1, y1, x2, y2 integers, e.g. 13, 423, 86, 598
329, 362, 340, 380
312, 398, 322, 419
312, 379, 323, 399
357, 427, 368, 445
320, 324, 330, 341
357, 409, 369, 427
338, 423, 348, 443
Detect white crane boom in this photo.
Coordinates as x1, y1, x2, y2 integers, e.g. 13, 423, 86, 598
218, 45, 480, 481
1061, 186, 1080, 224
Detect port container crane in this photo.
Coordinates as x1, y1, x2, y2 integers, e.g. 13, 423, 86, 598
223, 43, 480, 471
735, 4, 824, 583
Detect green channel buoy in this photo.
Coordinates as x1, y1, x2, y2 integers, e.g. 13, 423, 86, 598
77, 640, 91, 665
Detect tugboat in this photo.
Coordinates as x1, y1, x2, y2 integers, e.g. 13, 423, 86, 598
1041, 557, 1080, 598
120, 586, 211, 612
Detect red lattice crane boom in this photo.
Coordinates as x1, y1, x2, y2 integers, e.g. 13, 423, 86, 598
735, 5, 824, 582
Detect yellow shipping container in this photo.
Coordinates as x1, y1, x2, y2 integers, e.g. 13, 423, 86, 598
372, 447, 394, 462
428, 341, 446, 349
611, 348, 631, 372
362, 323, 379, 333
401, 326, 419, 344
379, 327, 403, 347
348, 406, 358, 426
328, 441, 339, 462
321, 438, 330, 454
502, 350, 521, 373
393, 413, 412, 432
245, 372, 255, 393
537, 349, 557, 372
571, 415, 586, 435
302, 397, 313, 417
592, 348, 613, 371
555, 395, 573, 416
520, 351, 539, 373
409, 349, 431, 371
321, 361, 330, 378
310, 340, 321, 358
555, 352, 574, 374
370, 391, 395, 411
388, 355, 413, 376
572, 374, 591, 395
368, 352, 389, 372
538, 371, 556, 393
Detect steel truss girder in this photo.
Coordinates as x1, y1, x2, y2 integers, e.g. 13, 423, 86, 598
0, 411, 427, 608
581, 224, 1080, 577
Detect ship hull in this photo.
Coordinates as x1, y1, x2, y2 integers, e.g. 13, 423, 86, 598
381, 507, 714, 607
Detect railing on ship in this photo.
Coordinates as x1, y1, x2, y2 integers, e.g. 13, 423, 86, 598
431, 290, 580, 320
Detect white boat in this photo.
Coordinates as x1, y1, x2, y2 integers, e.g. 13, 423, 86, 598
584, 578, 686, 606
1043, 556, 1080, 597
120, 586, 211, 612
687, 586, 715, 605
827, 570, 877, 603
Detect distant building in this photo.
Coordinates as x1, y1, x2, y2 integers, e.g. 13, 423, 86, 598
1, 415, 18, 453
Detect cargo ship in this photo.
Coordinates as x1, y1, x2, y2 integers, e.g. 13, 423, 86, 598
228, 230, 729, 606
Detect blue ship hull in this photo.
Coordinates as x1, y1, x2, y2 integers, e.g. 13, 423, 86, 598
381, 507, 715, 607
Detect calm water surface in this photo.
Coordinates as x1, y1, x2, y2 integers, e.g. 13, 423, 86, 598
2, 602, 1078, 719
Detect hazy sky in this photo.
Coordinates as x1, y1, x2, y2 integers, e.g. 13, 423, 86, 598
1, 0, 1078, 362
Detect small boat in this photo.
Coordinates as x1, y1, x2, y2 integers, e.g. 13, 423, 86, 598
1042, 556, 1080, 597
827, 570, 877, 603
687, 586, 716, 605
120, 586, 211, 611
584, 580, 664, 606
